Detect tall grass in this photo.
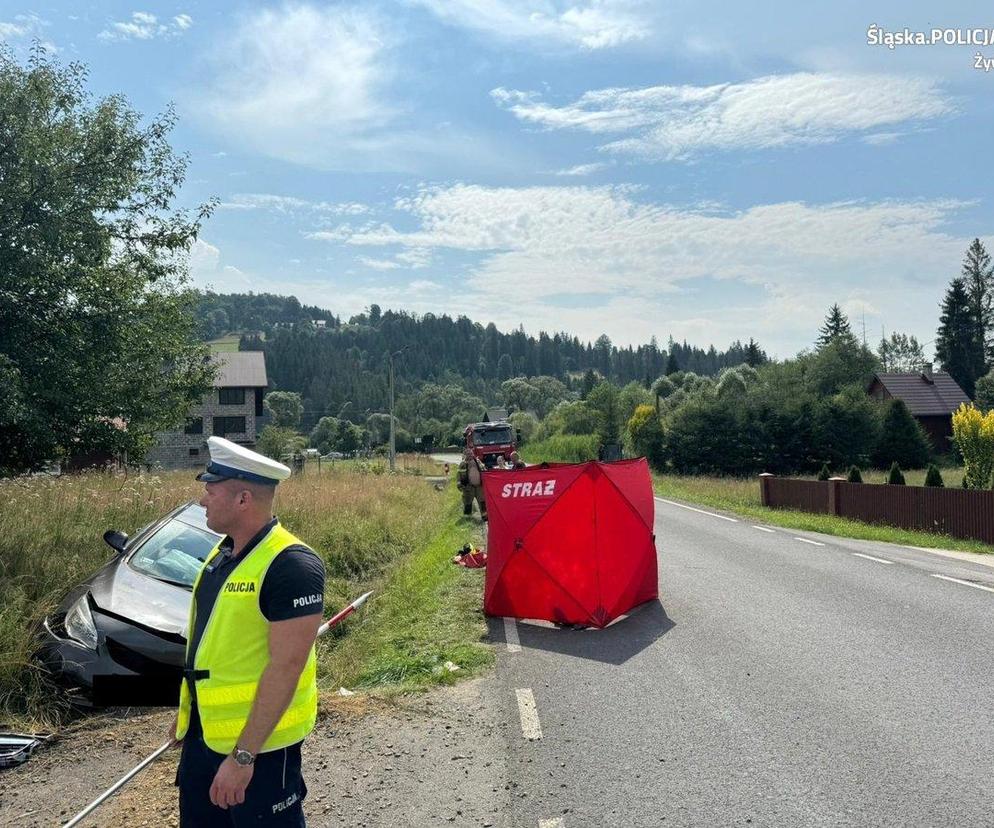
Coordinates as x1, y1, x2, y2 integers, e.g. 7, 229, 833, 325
520, 434, 599, 464
0, 465, 473, 727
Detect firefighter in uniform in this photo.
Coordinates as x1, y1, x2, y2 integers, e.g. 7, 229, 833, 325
456, 448, 487, 520
171, 436, 326, 827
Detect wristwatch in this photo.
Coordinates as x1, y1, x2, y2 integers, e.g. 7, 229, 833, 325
232, 746, 256, 767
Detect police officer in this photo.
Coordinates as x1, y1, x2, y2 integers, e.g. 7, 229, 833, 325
170, 436, 326, 826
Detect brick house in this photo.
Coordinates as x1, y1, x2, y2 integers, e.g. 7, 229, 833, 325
146, 351, 269, 469
867, 363, 970, 450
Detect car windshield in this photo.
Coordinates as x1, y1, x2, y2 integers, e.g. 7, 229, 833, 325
474, 427, 512, 446
129, 515, 220, 587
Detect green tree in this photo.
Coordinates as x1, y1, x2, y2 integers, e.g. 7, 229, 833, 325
817, 462, 831, 481
924, 464, 944, 487
936, 277, 979, 397
816, 304, 857, 348
745, 338, 765, 367
847, 465, 863, 483
264, 391, 303, 428
877, 332, 926, 373
887, 462, 906, 485
962, 238, 994, 371
664, 351, 680, 375
586, 382, 621, 444
496, 353, 513, 381
617, 381, 653, 426
509, 411, 538, 444
651, 376, 676, 413
874, 398, 931, 469
975, 369, 994, 412
309, 416, 341, 454
579, 368, 598, 398
626, 404, 665, 468
0, 50, 215, 473
256, 426, 303, 461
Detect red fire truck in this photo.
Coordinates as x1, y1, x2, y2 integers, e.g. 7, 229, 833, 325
463, 421, 516, 468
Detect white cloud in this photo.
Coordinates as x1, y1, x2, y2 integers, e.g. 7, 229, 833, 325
187, 239, 252, 292
98, 11, 193, 42
220, 193, 371, 215
194, 5, 394, 169
357, 256, 402, 270
0, 14, 56, 52
494, 73, 954, 160
192, 3, 522, 172
554, 162, 609, 176
409, 0, 650, 50
314, 182, 980, 355
409, 279, 441, 291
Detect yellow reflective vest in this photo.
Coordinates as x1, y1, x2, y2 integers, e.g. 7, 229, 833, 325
175, 522, 318, 754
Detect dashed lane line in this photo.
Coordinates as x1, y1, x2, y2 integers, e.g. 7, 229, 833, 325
504, 616, 521, 653
851, 552, 894, 565
539, 819, 566, 828
655, 497, 739, 523
794, 537, 825, 547
515, 688, 543, 740
930, 573, 994, 594
752, 525, 776, 533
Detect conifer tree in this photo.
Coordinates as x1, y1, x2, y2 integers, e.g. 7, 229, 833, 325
817, 462, 831, 481
962, 238, 994, 373
817, 304, 856, 348
936, 277, 979, 396
847, 465, 863, 483
874, 399, 931, 469
887, 461, 906, 485
924, 464, 944, 487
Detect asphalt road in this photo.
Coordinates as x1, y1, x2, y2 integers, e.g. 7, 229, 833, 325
488, 497, 994, 828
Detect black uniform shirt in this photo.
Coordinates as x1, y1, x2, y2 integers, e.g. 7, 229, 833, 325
185, 517, 325, 737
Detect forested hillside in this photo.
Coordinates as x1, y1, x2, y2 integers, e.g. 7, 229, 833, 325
192, 294, 764, 428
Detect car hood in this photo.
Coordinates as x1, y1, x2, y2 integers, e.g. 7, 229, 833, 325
86, 557, 191, 639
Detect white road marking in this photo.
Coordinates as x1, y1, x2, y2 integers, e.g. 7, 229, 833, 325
516, 688, 543, 740
539, 819, 566, 828
752, 525, 775, 533
504, 617, 521, 653
930, 574, 994, 594
655, 497, 738, 522
852, 553, 894, 565
794, 537, 825, 547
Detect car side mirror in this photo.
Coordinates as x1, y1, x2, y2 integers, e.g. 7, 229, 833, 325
103, 529, 129, 554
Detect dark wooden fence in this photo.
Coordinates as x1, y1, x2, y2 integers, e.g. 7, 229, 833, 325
760, 474, 994, 545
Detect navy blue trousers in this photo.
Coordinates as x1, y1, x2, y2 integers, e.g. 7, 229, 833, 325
176, 734, 308, 826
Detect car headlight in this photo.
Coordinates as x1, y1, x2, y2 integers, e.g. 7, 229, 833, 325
64, 594, 98, 650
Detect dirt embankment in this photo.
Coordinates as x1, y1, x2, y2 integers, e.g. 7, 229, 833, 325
0, 679, 511, 827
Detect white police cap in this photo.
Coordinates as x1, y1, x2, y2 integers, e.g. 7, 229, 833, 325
196, 436, 292, 486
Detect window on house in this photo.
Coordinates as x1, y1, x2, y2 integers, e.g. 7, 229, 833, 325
184, 417, 204, 435
213, 416, 246, 436
219, 388, 245, 405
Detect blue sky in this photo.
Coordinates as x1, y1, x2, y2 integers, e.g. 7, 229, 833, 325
3, 2, 993, 358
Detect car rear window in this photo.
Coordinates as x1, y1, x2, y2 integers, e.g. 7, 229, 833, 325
129, 518, 220, 587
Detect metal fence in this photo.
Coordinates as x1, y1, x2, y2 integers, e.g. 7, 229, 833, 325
760, 474, 994, 545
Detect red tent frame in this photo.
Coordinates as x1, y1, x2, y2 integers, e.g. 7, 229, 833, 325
483, 458, 658, 628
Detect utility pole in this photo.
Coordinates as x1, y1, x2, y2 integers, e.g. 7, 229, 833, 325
388, 354, 396, 472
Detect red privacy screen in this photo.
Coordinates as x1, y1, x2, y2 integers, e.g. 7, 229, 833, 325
482, 458, 658, 628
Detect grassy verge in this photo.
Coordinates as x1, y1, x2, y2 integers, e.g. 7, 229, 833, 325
0, 463, 489, 728
653, 474, 994, 555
